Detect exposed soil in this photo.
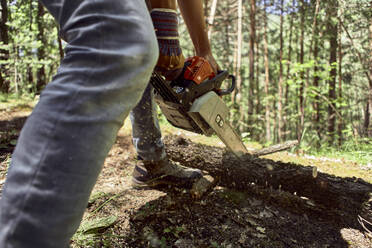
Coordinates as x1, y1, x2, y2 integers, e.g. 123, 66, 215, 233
0, 108, 371, 248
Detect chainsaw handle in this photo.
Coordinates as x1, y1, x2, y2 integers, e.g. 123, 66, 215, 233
218, 74, 236, 96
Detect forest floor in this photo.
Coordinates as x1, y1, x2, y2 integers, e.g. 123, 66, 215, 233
0, 100, 371, 248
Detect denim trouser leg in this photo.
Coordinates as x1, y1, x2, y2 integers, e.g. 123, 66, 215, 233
0, 0, 158, 247
130, 84, 166, 162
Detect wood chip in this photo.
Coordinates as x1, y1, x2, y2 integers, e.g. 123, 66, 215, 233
190, 175, 217, 199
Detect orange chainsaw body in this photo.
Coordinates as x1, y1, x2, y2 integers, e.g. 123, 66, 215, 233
183, 57, 215, 85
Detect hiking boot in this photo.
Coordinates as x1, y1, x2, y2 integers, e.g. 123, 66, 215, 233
132, 157, 202, 189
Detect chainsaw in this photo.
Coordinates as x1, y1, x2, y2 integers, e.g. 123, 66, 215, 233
150, 56, 248, 158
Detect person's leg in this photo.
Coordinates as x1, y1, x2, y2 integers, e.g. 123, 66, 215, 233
129, 0, 201, 189
130, 84, 166, 162
130, 87, 202, 188
130, 82, 202, 188
0, 0, 158, 247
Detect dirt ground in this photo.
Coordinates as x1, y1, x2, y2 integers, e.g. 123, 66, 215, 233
0, 107, 371, 248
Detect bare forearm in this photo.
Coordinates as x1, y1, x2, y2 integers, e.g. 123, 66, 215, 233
149, 0, 177, 10
150, 0, 219, 73
177, 0, 211, 57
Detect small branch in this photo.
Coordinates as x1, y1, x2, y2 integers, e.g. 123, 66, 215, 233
252, 140, 298, 156
91, 193, 121, 215
310, 89, 343, 121
358, 215, 372, 234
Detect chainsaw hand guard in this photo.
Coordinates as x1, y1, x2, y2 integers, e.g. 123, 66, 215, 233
218, 74, 236, 96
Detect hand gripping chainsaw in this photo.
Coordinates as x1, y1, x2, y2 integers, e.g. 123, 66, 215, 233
150, 56, 248, 158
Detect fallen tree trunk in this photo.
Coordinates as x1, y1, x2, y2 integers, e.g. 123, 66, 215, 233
164, 136, 372, 228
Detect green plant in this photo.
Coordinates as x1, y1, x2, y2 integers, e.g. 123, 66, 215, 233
163, 226, 185, 238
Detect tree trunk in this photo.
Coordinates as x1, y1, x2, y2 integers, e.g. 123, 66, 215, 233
337, 20, 343, 146
311, 0, 322, 144
284, 0, 296, 140
365, 12, 372, 137
263, 2, 271, 142
14, 45, 18, 95
327, 0, 338, 144
255, 31, 260, 121
36, 1, 47, 93
0, 0, 10, 93
165, 136, 372, 229
364, 102, 370, 137
313, 34, 322, 142
207, 0, 218, 39
246, 0, 256, 135
272, 98, 277, 142
231, 32, 237, 106
298, 0, 305, 143
277, 0, 284, 143
203, 0, 209, 17
57, 27, 64, 60
306, 0, 320, 96
235, 0, 243, 130
27, 0, 34, 93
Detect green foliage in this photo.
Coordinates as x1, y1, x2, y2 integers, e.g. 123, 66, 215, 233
1, 1, 61, 95
1, 0, 370, 153
163, 226, 185, 238
313, 138, 372, 166
72, 227, 120, 248
0, 155, 11, 179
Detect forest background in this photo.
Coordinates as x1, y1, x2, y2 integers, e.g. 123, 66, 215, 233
0, 0, 371, 164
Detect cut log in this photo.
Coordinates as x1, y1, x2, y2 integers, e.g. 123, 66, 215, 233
165, 136, 372, 228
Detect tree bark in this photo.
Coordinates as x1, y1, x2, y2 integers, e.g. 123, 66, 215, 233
364, 102, 370, 137
277, 0, 284, 143
306, 0, 320, 95
298, 0, 305, 143
57, 27, 64, 60
165, 136, 372, 228
235, 0, 243, 130
203, 0, 209, 18
255, 30, 260, 121
313, 36, 322, 142
27, 0, 34, 93
0, 0, 10, 93
337, 20, 343, 146
36, 1, 47, 93
284, 0, 296, 140
207, 0, 218, 39
327, 0, 338, 144
366, 12, 372, 137
246, 0, 256, 135
263, 2, 271, 142
312, 0, 322, 143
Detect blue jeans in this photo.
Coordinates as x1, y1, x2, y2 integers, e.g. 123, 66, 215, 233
0, 0, 158, 247
130, 84, 166, 162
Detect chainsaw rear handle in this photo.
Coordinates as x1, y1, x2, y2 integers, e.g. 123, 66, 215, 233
218, 73, 236, 96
